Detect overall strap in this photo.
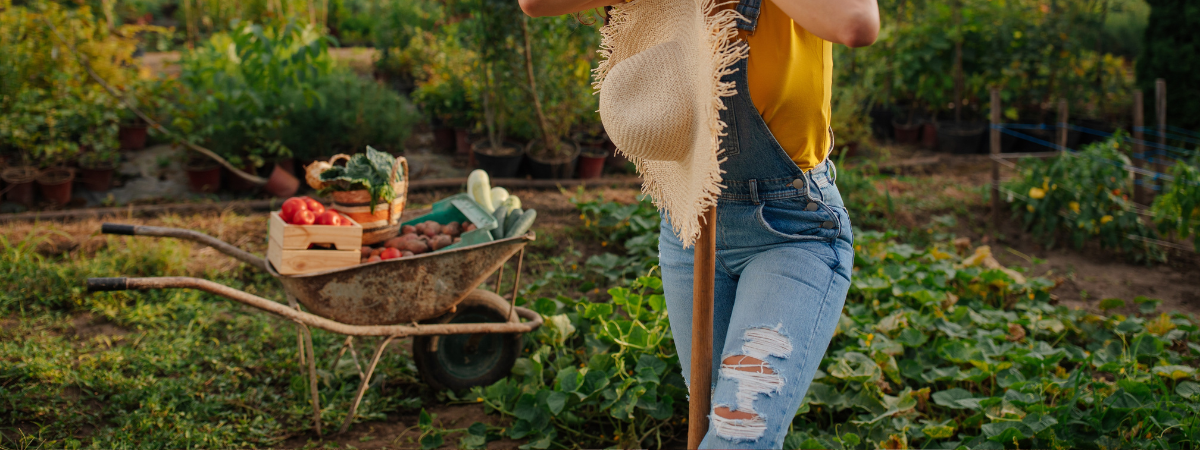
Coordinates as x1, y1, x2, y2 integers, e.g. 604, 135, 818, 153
734, 0, 762, 33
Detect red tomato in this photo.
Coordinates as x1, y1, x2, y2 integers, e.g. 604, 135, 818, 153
292, 209, 316, 225
380, 248, 402, 260
316, 211, 343, 226
340, 214, 355, 226
281, 197, 307, 223
302, 197, 325, 216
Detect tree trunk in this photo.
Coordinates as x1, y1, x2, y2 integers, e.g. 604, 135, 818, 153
521, 17, 559, 157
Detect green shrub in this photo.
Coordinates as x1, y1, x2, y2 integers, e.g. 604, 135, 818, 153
281, 71, 420, 158
1005, 134, 1165, 262
1137, 0, 1200, 131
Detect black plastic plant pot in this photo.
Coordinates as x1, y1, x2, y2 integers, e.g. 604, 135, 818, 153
937, 122, 987, 154
472, 139, 525, 179
526, 141, 580, 180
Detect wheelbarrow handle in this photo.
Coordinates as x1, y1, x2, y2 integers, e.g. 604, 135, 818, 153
84, 276, 544, 337
87, 277, 128, 292
101, 222, 267, 272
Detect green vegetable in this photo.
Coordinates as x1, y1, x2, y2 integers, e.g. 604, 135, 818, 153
507, 196, 522, 212
492, 206, 508, 239
467, 169, 494, 213
505, 209, 536, 238
318, 146, 396, 212
504, 207, 521, 232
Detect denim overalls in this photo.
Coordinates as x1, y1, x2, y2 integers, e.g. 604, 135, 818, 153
657, 4, 855, 447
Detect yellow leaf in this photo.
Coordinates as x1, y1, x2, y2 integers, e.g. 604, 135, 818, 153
1145, 313, 1176, 336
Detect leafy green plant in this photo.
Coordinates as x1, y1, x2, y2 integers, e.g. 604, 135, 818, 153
318, 145, 398, 209
180, 19, 335, 168
281, 70, 420, 157
472, 275, 683, 449
1150, 156, 1200, 252
1005, 134, 1165, 262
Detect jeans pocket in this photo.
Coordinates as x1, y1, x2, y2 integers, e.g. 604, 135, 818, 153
755, 197, 839, 242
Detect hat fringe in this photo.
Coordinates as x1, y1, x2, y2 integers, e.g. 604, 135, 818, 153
593, 0, 746, 248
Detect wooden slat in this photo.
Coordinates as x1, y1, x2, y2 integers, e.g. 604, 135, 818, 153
268, 236, 361, 275
269, 211, 363, 250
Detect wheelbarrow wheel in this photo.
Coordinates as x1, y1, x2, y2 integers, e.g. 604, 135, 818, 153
413, 289, 523, 391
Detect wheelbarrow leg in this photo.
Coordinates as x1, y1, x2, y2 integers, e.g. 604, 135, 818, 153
340, 335, 399, 434
288, 293, 323, 437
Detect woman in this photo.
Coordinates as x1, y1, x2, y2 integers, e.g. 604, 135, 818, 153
522, 0, 879, 447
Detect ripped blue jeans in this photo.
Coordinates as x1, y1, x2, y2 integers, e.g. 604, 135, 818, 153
659, 159, 854, 448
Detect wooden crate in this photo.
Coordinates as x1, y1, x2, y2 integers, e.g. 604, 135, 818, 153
269, 211, 363, 250
267, 211, 363, 275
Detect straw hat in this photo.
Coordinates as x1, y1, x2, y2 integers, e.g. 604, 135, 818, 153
594, 0, 746, 248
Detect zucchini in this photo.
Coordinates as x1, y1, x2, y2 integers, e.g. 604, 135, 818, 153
467, 170, 494, 212
504, 208, 522, 232
492, 205, 508, 239
506, 209, 537, 238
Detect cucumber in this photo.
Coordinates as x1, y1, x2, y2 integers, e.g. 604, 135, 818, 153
467, 170, 494, 212
504, 208, 522, 232
492, 205, 508, 239
506, 209, 537, 238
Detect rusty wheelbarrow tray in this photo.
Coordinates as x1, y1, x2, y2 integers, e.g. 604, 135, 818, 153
86, 222, 543, 436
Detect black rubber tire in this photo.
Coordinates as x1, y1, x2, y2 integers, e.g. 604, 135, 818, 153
413, 290, 524, 391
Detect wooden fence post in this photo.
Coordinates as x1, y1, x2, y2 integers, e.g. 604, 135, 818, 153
1057, 98, 1069, 152
1133, 90, 1146, 205
991, 88, 1001, 230
688, 207, 716, 449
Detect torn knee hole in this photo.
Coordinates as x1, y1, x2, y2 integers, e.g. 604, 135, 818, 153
722, 355, 774, 374
714, 406, 758, 420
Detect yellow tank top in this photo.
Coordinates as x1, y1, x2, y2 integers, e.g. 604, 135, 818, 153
743, 0, 833, 170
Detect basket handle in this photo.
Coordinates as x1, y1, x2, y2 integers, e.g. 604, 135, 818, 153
329, 154, 352, 166
391, 156, 408, 184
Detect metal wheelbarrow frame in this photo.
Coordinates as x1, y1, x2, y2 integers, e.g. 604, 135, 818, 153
86, 223, 543, 436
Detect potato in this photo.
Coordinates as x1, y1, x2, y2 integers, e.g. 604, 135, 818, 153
429, 234, 452, 250
384, 237, 406, 249
441, 222, 462, 237
402, 225, 416, 234
401, 250, 414, 257
452, 237, 461, 244
404, 239, 429, 254
463, 222, 477, 232
361, 246, 373, 258
370, 248, 383, 258
367, 255, 382, 262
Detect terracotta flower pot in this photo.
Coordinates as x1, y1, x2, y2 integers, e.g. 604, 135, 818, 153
920, 122, 938, 149
455, 128, 472, 156
893, 119, 921, 144
119, 124, 149, 150
226, 164, 260, 192
1, 166, 38, 207
36, 168, 75, 205
432, 126, 456, 152
264, 163, 300, 198
577, 147, 607, 179
186, 162, 222, 194
80, 164, 116, 192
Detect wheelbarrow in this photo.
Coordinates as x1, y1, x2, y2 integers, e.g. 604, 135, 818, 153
85, 222, 543, 436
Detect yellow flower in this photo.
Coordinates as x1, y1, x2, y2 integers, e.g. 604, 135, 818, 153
1029, 187, 1046, 199
1100, 215, 1113, 224
601, 241, 608, 247
477, 397, 484, 402
1069, 201, 1080, 213
1027, 205, 1035, 213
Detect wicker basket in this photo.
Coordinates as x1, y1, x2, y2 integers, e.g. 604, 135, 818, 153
319, 153, 409, 246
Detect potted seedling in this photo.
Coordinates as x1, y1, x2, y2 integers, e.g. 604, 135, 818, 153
78, 147, 121, 192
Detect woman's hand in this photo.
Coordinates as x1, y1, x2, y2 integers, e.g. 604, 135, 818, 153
774, 0, 879, 47
519, 0, 621, 17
